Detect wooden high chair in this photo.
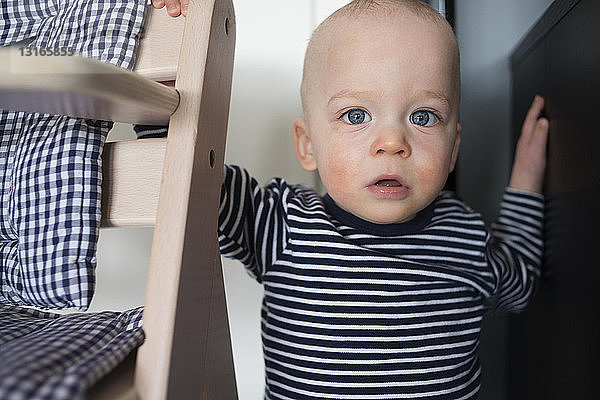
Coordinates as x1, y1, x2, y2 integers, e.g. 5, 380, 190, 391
0, 0, 237, 398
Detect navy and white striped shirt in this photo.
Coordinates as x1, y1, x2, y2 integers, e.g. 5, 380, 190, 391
218, 165, 544, 400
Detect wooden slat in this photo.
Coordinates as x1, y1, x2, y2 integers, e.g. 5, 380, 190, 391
101, 139, 166, 227
204, 247, 238, 399
135, 6, 186, 81
134, 0, 237, 398
0, 47, 179, 124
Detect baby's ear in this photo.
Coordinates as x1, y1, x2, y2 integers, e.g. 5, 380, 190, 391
292, 118, 317, 171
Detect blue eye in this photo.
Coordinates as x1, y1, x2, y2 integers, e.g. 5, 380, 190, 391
341, 109, 372, 125
410, 110, 438, 127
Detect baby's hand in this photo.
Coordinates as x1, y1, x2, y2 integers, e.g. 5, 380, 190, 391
151, 0, 188, 17
509, 95, 549, 194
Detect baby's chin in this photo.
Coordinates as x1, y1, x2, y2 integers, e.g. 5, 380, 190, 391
342, 203, 417, 225
329, 194, 420, 225
358, 211, 417, 225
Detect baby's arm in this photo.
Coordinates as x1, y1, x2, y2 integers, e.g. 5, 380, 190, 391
218, 166, 293, 283
485, 96, 548, 311
151, 0, 188, 17
508, 95, 549, 194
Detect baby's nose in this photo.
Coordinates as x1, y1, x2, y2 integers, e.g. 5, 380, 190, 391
370, 128, 411, 158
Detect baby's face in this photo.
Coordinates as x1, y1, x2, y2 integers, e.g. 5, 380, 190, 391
295, 13, 461, 224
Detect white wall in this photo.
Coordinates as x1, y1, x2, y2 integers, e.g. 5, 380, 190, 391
96, 2, 349, 399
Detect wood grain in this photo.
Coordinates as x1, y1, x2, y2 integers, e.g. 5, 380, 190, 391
101, 139, 166, 227
134, 0, 238, 398
135, 7, 186, 81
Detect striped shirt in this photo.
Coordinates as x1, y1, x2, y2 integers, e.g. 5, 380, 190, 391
218, 165, 544, 400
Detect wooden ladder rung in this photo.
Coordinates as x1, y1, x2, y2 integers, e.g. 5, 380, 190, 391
0, 47, 179, 124
101, 138, 167, 227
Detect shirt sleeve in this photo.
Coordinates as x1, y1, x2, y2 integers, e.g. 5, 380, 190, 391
486, 188, 545, 312
218, 165, 291, 282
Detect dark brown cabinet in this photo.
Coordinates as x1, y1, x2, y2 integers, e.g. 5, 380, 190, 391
509, 0, 600, 398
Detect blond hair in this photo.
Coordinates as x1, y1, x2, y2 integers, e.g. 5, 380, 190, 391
334, 0, 448, 21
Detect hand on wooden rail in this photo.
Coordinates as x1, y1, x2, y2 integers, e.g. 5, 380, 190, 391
151, 0, 188, 17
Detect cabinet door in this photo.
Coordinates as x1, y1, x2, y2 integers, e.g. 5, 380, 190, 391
509, 0, 600, 398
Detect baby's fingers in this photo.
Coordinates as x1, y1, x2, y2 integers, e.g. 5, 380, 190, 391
527, 116, 549, 169
151, 0, 188, 17
532, 117, 549, 149
151, 0, 165, 9
523, 95, 549, 162
509, 101, 549, 194
521, 95, 545, 143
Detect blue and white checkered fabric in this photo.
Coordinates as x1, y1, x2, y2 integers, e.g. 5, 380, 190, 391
0, 2, 154, 397
0, 305, 144, 400
0, 0, 148, 310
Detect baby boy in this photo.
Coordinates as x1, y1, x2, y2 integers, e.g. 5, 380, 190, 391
153, 0, 548, 398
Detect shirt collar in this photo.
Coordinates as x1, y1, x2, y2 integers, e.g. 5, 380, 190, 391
322, 194, 436, 236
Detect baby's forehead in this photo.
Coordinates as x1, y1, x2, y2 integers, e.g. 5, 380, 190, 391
317, 16, 456, 68
326, 9, 452, 45
301, 5, 460, 111
312, 8, 455, 63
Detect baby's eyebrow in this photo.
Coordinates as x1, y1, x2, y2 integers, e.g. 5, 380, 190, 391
327, 89, 380, 105
328, 89, 452, 109
418, 90, 451, 108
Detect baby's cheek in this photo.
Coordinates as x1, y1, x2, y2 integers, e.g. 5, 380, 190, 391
417, 164, 439, 182
415, 159, 451, 193
321, 152, 361, 199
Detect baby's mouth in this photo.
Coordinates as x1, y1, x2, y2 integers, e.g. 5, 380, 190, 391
368, 175, 407, 188
374, 179, 403, 187
367, 176, 409, 199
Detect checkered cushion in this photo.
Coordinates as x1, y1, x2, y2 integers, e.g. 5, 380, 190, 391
0, 0, 147, 310
0, 305, 144, 400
